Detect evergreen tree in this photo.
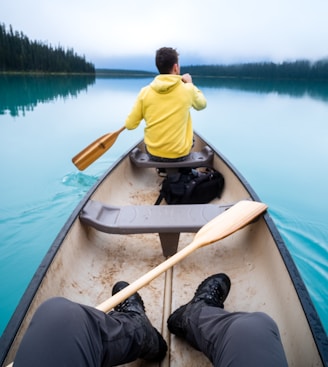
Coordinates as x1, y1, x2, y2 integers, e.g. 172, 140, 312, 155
0, 23, 95, 73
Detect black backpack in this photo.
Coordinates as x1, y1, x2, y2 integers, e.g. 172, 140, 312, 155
155, 168, 224, 205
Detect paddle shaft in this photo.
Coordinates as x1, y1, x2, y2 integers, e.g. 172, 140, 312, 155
96, 200, 267, 313
72, 126, 125, 170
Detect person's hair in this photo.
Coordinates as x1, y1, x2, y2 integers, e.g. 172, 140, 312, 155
155, 47, 179, 74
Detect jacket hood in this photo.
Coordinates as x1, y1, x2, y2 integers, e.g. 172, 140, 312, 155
150, 75, 182, 94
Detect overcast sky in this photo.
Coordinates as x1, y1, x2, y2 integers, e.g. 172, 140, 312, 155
1, 0, 328, 69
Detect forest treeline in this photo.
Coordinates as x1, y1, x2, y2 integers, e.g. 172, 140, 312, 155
0, 23, 95, 74
2, 23, 328, 79
181, 59, 328, 80
97, 59, 328, 80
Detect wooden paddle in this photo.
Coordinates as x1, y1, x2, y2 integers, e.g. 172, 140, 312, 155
96, 200, 268, 313
72, 126, 126, 170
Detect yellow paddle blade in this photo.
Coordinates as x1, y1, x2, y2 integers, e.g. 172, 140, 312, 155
72, 127, 125, 170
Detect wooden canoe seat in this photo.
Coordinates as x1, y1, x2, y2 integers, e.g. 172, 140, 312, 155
80, 200, 228, 256
129, 146, 214, 169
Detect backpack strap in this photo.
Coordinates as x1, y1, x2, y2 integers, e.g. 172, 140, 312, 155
155, 172, 183, 205
155, 193, 164, 205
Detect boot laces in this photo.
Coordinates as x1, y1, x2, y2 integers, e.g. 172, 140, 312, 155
193, 277, 227, 307
115, 294, 145, 313
207, 283, 224, 304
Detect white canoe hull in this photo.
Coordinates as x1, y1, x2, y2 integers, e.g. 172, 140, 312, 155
1, 133, 327, 366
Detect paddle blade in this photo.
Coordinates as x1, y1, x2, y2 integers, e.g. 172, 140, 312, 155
193, 200, 268, 248
72, 127, 125, 170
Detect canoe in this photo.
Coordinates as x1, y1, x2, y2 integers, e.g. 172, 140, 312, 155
0, 132, 327, 366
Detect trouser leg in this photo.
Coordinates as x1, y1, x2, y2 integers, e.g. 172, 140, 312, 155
184, 304, 288, 367
14, 297, 157, 367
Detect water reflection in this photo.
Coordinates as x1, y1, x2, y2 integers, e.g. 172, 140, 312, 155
0, 74, 96, 116
194, 77, 328, 104
2, 75, 328, 118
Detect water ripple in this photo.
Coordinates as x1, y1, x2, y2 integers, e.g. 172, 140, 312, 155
269, 205, 328, 333
62, 171, 99, 189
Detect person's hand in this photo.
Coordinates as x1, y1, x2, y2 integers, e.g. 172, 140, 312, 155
181, 73, 192, 83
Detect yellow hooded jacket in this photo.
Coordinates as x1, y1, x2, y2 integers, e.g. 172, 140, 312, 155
125, 74, 207, 159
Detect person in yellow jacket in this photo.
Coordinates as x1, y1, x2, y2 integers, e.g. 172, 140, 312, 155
125, 47, 207, 160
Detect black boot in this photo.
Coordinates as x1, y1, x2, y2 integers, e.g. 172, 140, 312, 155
167, 273, 231, 339
112, 281, 167, 362
112, 281, 146, 314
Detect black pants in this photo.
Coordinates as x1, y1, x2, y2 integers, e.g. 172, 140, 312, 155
182, 302, 288, 367
15, 297, 153, 367
15, 297, 288, 367
146, 150, 190, 162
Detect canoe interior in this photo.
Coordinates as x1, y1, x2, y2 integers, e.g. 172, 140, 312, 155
1, 135, 326, 367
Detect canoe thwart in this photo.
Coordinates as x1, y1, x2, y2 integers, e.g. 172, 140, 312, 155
80, 200, 227, 233
80, 200, 227, 256
129, 146, 214, 168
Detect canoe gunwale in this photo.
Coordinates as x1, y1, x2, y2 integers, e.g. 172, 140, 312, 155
201, 131, 328, 364
0, 145, 132, 365
1, 132, 327, 366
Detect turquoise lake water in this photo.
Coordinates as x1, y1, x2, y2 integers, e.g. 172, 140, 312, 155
0, 75, 327, 337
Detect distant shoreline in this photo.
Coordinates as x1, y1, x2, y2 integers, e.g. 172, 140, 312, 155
2, 65, 328, 81
96, 69, 155, 77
